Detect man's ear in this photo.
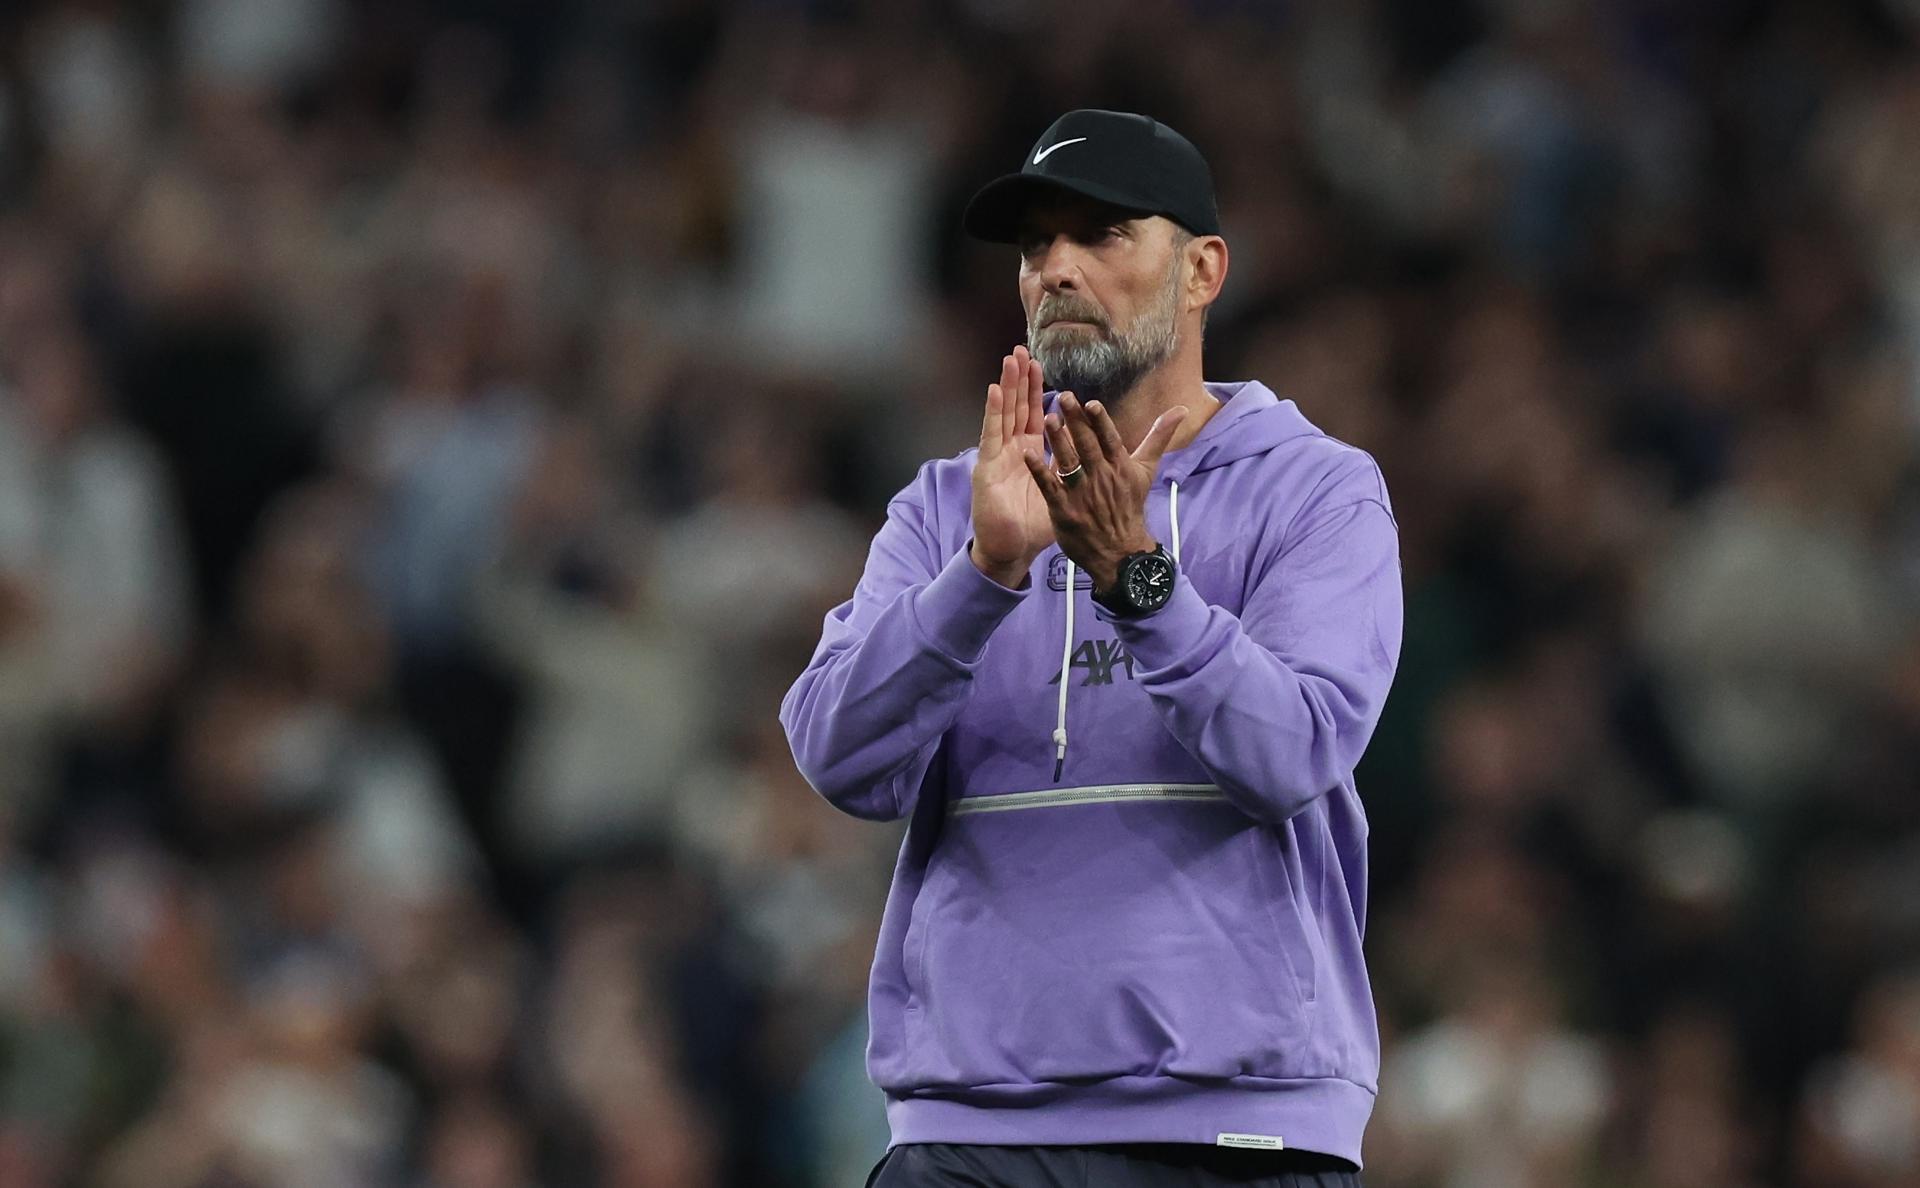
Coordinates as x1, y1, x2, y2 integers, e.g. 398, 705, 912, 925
1185, 235, 1229, 315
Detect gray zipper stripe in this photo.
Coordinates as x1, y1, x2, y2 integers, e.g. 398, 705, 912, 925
949, 783, 1226, 816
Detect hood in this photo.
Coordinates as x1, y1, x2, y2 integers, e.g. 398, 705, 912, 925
1156, 380, 1321, 485
1041, 379, 1320, 483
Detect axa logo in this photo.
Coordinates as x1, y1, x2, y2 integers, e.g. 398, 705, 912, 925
1049, 638, 1136, 686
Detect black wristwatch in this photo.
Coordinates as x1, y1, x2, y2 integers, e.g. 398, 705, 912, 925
1093, 545, 1177, 618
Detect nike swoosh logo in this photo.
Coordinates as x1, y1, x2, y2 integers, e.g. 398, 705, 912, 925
1032, 137, 1087, 165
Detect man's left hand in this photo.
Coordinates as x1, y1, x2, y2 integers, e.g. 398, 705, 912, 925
1023, 392, 1188, 593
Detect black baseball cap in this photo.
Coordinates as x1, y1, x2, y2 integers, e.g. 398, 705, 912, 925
962, 109, 1221, 244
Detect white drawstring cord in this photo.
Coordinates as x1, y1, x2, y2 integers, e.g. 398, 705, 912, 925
1169, 480, 1182, 564
1053, 559, 1076, 781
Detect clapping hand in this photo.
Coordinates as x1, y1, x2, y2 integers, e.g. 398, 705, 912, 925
1022, 392, 1186, 592
969, 346, 1053, 589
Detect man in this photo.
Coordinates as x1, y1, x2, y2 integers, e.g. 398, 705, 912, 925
781, 110, 1401, 1186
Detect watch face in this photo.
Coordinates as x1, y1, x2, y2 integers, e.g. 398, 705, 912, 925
1126, 553, 1175, 611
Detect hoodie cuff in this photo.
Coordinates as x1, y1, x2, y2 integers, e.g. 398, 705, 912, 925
1101, 576, 1213, 670
913, 545, 1033, 664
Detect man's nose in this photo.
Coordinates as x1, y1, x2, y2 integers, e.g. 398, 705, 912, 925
1035, 237, 1082, 292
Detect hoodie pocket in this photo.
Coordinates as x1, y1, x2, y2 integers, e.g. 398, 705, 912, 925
896, 804, 1323, 1088
900, 854, 949, 1013
1252, 823, 1320, 1009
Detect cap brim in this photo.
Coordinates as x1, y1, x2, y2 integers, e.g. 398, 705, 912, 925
961, 173, 1162, 243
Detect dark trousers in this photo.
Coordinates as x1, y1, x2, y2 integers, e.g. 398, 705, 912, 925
867, 1143, 1363, 1187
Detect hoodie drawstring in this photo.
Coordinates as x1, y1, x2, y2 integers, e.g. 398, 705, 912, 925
1169, 480, 1182, 564
1052, 559, 1076, 781
1053, 480, 1182, 781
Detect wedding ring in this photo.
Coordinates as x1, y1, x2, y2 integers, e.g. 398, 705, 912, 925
1057, 464, 1085, 487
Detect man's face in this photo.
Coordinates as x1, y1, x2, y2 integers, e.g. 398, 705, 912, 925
1017, 196, 1187, 406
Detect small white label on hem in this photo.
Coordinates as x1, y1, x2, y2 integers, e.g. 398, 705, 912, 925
1216, 1132, 1286, 1150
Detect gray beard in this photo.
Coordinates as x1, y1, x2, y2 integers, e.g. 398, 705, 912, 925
1026, 265, 1181, 407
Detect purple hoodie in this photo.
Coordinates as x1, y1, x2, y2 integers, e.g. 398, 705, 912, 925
780, 381, 1402, 1165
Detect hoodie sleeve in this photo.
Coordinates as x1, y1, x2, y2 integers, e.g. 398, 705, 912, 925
780, 463, 1031, 820
1107, 461, 1403, 823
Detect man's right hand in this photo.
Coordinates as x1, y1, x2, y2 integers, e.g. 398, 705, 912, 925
970, 346, 1053, 589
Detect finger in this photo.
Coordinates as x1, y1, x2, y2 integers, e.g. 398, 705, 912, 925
1023, 448, 1067, 509
1058, 392, 1105, 472
1000, 354, 1019, 440
1045, 411, 1080, 475
1024, 356, 1045, 436
980, 384, 1002, 458
1084, 400, 1127, 462
1132, 405, 1191, 469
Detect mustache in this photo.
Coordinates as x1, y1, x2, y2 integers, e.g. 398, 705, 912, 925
1032, 297, 1110, 330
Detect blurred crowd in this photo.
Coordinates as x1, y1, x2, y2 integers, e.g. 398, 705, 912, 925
0, 0, 1916, 1185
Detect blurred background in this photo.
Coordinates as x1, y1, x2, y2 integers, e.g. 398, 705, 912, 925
0, 0, 1917, 1185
